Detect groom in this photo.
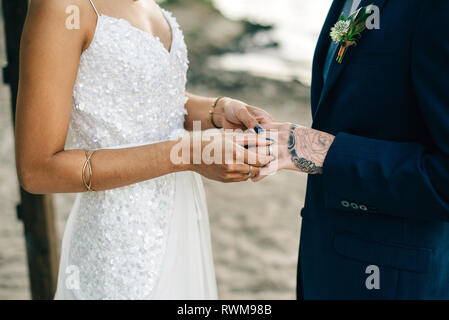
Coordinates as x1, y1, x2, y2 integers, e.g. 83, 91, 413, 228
256, 0, 449, 299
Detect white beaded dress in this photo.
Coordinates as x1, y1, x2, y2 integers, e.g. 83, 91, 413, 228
54, 2, 218, 300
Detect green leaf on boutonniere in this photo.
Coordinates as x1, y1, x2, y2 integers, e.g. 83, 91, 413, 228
330, 4, 375, 63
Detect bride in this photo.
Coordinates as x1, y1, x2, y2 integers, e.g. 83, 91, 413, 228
15, 0, 274, 299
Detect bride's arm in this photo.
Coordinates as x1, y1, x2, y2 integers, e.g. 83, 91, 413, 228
15, 0, 188, 194
16, 0, 271, 194
184, 93, 274, 131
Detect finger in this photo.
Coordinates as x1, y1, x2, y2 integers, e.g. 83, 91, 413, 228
247, 105, 275, 123
233, 134, 273, 147
230, 165, 260, 180
227, 164, 251, 173
255, 117, 274, 125
224, 173, 249, 180
241, 148, 274, 167
246, 145, 270, 158
249, 166, 260, 178
227, 164, 260, 177
235, 107, 261, 130
260, 122, 290, 131
237, 165, 260, 177
224, 173, 252, 183
252, 160, 279, 182
220, 119, 243, 130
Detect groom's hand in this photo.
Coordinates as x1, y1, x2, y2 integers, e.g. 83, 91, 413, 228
252, 122, 335, 182
213, 98, 274, 131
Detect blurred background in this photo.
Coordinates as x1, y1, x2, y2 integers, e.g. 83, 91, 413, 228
0, 0, 332, 299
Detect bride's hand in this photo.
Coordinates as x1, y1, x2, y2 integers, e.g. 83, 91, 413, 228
213, 98, 274, 131
189, 132, 274, 183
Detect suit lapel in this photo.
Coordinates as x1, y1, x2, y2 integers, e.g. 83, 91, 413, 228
311, 0, 345, 114
312, 0, 388, 122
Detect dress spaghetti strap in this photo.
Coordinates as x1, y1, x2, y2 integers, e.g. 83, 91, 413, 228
88, 0, 100, 17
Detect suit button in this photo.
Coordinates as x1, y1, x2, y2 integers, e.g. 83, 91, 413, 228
341, 201, 350, 208
359, 205, 368, 212
350, 202, 359, 210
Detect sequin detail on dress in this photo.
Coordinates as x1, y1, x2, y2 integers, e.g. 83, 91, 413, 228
67, 9, 189, 299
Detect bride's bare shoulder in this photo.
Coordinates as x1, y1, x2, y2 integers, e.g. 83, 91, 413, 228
26, 0, 95, 32
24, 0, 96, 51
28, 0, 89, 16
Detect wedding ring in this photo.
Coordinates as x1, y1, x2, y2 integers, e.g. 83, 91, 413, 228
247, 165, 253, 177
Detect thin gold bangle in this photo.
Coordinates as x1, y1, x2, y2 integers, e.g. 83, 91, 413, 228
209, 97, 225, 129
82, 150, 96, 192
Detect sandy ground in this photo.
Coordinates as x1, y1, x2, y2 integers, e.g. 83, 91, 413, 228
0, 1, 311, 300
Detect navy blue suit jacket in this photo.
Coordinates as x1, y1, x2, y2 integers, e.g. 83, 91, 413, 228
299, 0, 449, 299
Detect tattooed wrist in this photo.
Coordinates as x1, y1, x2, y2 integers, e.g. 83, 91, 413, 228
287, 124, 334, 174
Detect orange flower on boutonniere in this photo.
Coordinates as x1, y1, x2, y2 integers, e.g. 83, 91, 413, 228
330, 4, 375, 63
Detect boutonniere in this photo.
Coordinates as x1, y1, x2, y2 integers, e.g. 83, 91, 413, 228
330, 4, 374, 63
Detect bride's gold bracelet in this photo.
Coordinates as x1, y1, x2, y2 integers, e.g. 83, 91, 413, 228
82, 150, 97, 192
209, 97, 225, 129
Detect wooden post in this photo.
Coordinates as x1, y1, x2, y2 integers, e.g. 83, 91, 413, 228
2, 0, 59, 300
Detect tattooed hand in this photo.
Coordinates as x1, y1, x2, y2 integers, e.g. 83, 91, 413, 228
252, 122, 335, 181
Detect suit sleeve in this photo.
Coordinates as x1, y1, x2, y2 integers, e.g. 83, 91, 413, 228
321, 0, 449, 221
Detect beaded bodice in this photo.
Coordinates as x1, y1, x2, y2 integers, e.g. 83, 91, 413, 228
69, 10, 188, 149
